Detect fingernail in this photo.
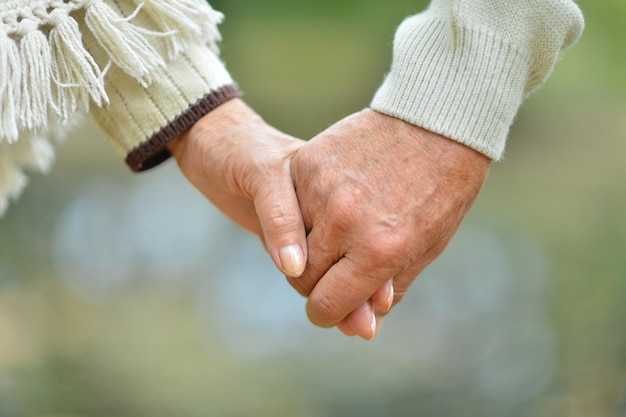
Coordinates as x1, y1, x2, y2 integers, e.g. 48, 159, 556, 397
369, 313, 377, 341
386, 281, 394, 312
279, 244, 305, 277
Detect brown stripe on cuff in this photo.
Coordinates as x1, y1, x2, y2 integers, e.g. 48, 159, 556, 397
126, 84, 241, 172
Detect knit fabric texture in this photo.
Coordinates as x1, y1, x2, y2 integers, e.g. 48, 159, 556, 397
0, 0, 236, 214
371, 0, 585, 160
0, 0, 585, 215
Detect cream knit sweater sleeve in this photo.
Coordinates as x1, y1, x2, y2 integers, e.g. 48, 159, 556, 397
0, 0, 237, 214
371, 0, 585, 160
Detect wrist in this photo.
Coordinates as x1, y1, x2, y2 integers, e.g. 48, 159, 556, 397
367, 109, 491, 175
166, 97, 246, 160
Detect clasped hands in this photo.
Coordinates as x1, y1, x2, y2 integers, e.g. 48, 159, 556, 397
167, 99, 490, 340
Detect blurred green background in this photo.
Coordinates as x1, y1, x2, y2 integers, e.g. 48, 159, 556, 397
1, 1, 625, 416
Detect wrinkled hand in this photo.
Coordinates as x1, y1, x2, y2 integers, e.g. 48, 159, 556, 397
167, 98, 307, 277
289, 109, 491, 339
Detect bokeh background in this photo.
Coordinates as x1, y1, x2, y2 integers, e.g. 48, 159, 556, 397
1, 1, 625, 416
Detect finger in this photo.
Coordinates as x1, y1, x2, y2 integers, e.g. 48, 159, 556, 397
285, 224, 342, 297
375, 314, 385, 336
306, 255, 401, 328
345, 301, 376, 341
371, 279, 394, 315
336, 319, 357, 337
388, 247, 444, 307
337, 290, 389, 340
335, 248, 441, 340
253, 166, 307, 278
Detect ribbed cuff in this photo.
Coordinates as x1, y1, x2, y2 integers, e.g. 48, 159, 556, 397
126, 84, 240, 172
371, 13, 530, 161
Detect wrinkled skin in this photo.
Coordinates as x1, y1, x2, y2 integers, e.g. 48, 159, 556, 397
166, 98, 309, 278
167, 99, 393, 338
168, 100, 489, 340
289, 109, 491, 339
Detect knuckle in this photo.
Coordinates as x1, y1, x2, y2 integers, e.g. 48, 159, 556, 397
327, 192, 360, 229
362, 230, 413, 268
263, 206, 300, 235
307, 290, 341, 328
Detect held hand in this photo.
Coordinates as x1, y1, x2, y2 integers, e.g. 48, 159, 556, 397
290, 109, 491, 339
167, 98, 307, 278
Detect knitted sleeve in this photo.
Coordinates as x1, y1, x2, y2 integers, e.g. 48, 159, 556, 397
0, 0, 238, 215
371, 0, 585, 160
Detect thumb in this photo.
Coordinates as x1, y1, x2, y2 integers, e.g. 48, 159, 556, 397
253, 165, 307, 278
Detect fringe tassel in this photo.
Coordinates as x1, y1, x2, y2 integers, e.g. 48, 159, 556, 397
1, 0, 227, 215
139, 0, 224, 59
84, 0, 166, 87
200, 3, 226, 55
19, 19, 56, 132
1, 0, 226, 136
0, 32, 22, 143
49, 8, 108, 123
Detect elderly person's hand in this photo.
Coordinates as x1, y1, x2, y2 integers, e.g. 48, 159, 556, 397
289, 109, 491, 340
167, 98, 307, 278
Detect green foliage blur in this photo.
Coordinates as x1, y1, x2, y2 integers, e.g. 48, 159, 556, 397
1, 1, 625, 416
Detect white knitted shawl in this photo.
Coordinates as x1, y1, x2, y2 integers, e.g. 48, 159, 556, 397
0, 0, 223, 214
